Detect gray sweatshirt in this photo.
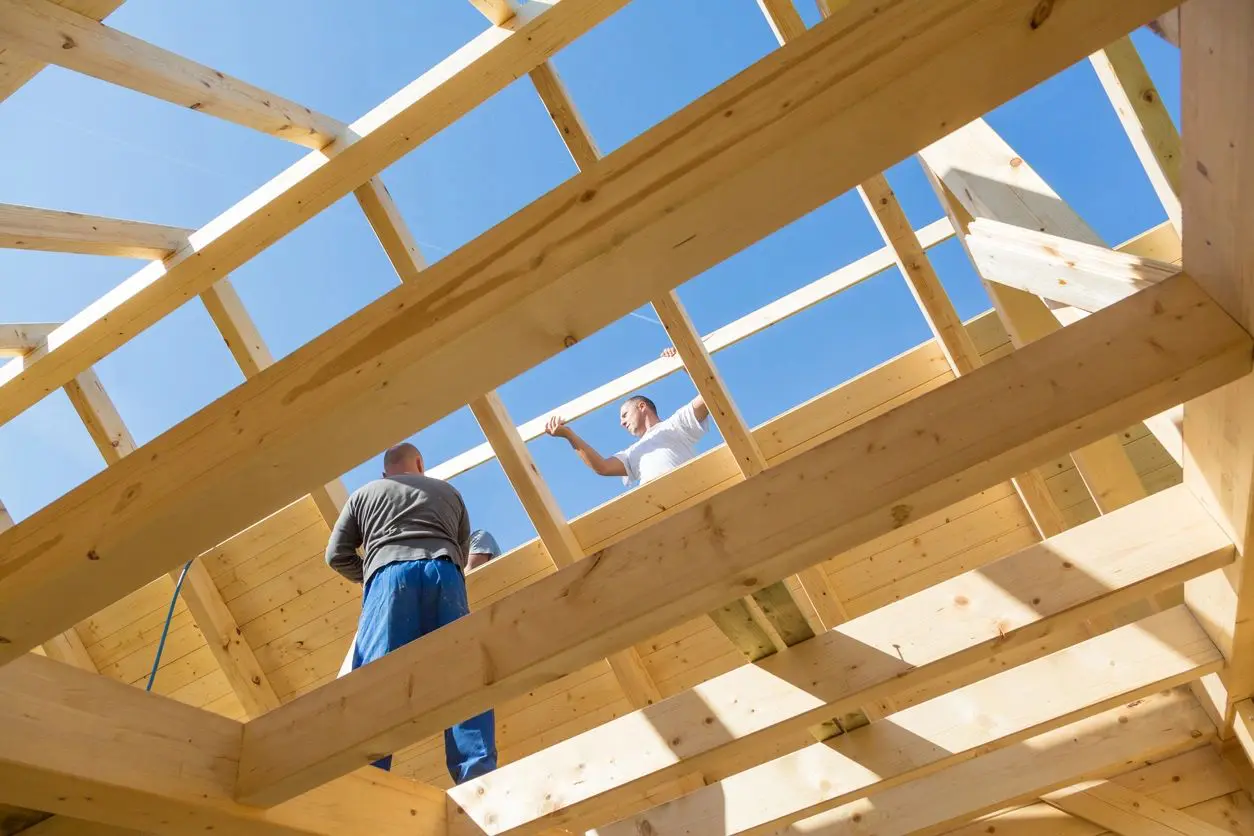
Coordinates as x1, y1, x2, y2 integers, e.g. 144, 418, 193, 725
325, 474, 471, 587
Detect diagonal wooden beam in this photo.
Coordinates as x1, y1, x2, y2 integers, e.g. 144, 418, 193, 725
965, 217, 1181, 313
1178, 0, 1254, 734
0, 323, 58, 357
0, 203, 191, 259
0, 653, 445, 836
919, 119, 1154, 518
0, 0, 122, 104
1090, 35, 1182, 235
761, 689, 1214, 836
447, 487, 1231, 836
596, 606, 1221, 836
235, 273, 1249, 804
0, 0, 1188, 666
1044, 778, 1234, 836
0, 0, 344, 148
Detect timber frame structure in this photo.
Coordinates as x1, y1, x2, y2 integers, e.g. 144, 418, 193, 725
1, 0, 1253, 834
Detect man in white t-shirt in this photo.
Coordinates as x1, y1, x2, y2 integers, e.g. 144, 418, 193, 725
545, 351, 710, 486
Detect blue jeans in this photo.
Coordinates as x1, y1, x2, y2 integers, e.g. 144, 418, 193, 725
351, 558, 497, 784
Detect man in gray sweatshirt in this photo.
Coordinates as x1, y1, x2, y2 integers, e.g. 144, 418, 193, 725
325, 441, 496, 784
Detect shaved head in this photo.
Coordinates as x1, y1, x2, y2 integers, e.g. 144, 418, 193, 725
382, 442, 423, 476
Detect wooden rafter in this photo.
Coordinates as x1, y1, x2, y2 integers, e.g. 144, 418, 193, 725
234, 273, 1247, 804
0, 0, 123, 103
447, 485, 1230, 836
0, 323, 57, 357
0, 203, 190, 259
1044, 778, 1234, 836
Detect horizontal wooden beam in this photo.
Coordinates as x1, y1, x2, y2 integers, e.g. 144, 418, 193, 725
599, 606, 1220, 836
966, 217, 1180, 312
0, 0, 344, 148
0, 323, 57, 357
0, 0, 121, 104
0, 203, 190, 259
771, 688, 1213, 836
1043, 777, 1234, 836
0, 653, 445, 836
467, 0, 521, 26
0, 0, 1181, 665
232, 271, 1248, 804
446, 485, 1231, 836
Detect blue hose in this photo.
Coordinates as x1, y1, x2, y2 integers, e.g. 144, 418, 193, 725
146, 559, 194, 692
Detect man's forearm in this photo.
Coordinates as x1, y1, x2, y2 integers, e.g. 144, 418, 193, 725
564, 431, 614, 475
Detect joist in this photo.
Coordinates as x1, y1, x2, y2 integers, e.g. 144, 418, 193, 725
1044, 779, 1235, 836
0, 653, 446, 836
0, 203, 191, 259
0, 0, 122, 103
759, 689, 1214, 836
235, 269, 1245, 803
467, 0, 521, 26
965, 217, 1180, 312
62, 363, 282, 716
1178, 0, 1254, 732
0, 323, 57, 357
445, 486, 1230, 836
919, 119, 1153, 517
596, 606, 1220, 836
468, 391, 662, 708
1090, 35, 1182, 234
0, 0, 632, 429
0, 0, 344, 148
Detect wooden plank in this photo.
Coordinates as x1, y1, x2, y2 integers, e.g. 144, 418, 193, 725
0, 203, 190, 259
0, 0, 1189, 663
0, 323, 57, 357
597, 606, 1221, 836
200, 278, 275, 378
0, 0, 344, 148
527, 62, 598, 170
1090, 35, 1182, 234
0, 0, 631, 429
0, 0, 122, 104
62, 368, 135, 462
469, 390, 662, 708
756, 0, 806, 44
352, 176, 427, 285
0, 653, 446, 836
919, 120, 1152, 516
857, 172, 1067, 539
38, 625, 96, 672
1045, 779, 1234, 836
966, 218, 1180, 313
1178, 0, 1254, 731
467, 0, 520, 26
772, 690, 1214, 836
446, 486, 1228, 835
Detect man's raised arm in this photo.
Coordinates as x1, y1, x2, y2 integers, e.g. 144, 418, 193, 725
545, 416, 627, 478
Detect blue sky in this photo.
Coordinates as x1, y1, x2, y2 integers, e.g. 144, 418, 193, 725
0, 1, 1181, 556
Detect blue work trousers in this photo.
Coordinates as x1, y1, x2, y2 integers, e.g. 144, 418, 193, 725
351, 558, 497, 784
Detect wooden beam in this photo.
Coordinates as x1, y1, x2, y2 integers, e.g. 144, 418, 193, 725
966, 217, 1181, 312
597, 606, 1220, 836
857, 173, 1067, 539
919, 119, 1153, 516
0, 322, 57, 357
1044, 778, 1234, 836
0, 653, 445, 836
467, 0, 520, 26
527, 62, 598, 170
764, 690, 1214, 836
62, 365, 282, 716
1151, 8, 1182, 47
424, 216, 955, 482
756, 0, 806, 44
237, 273, 1243, 805
468, 391, 662, 708
0, 0, 1189, 665
0, 0, 122, 104
0, 203, 191, 259
1089, 36, 1183, 235
1180, 0, 1254, 732
445, 486, 1230, 836
0, 0, 344, 148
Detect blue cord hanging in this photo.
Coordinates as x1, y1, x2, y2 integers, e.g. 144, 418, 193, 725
146, 559, 194, 692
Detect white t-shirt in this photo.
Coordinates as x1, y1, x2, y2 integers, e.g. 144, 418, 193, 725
613, 402, 709, 486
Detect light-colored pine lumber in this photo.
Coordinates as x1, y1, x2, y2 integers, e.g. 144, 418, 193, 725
61, 368, 135, 462
1177, 0, 1254, 732
0, 322, 57, 357
1090, 35, 1182, 235
1044, 779, 1235, 836
467, 0, 521, 26
597, 606, 1220, 836
919, 121, 1153, 517
0, 203, 191, 259
0, 0, 122, 104
772, 690, 1214, 836
237, 268, 1245, 803
0, 0, 344, 148
0, 653, 446, 836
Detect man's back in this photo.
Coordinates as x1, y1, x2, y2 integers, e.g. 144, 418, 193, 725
325, 474, 470, 586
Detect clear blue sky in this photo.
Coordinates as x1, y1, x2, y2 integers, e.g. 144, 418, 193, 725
0, 1, 1181, 556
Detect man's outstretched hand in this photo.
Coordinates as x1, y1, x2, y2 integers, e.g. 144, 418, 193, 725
545, 415, 574, 439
